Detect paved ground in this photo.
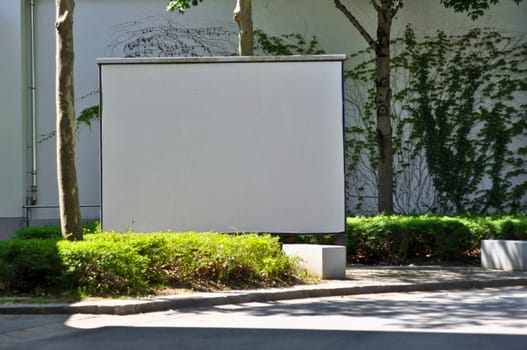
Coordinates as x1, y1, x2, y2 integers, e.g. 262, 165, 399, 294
1, 266, 526, 315
1, 286, 526, 350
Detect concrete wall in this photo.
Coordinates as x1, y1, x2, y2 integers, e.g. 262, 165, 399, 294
0, 1, 25, 239
1, 0, 526, 237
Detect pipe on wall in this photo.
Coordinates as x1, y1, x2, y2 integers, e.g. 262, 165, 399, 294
28, 0, 37, 206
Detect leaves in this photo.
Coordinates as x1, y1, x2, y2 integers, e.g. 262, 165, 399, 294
166, 0, 204, 14
346, 27, 527, 213
0, 231, 298, 296
440, 0, 523, 20
76, 105, 99, 129
346, 213, 527, 264
253, 30, 325, 56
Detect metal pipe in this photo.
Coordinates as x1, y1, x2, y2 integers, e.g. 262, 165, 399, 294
29, 0, 37, 206
23, 204, 101, 209
22, 204, 101, 227
23, 205, 101, 227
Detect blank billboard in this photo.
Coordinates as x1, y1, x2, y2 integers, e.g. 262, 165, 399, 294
99, 55, 345, 233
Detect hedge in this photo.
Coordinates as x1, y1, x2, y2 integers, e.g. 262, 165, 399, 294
346, 214, 527, 264
3, 214, 526, 296
0, 232, 298, 297
13, 221, 100, 240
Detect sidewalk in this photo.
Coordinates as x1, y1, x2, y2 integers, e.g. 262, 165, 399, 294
1, 266, 526, 315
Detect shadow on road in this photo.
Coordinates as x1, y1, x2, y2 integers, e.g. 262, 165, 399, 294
2, 288, 526, 350
206, 288, 527, 331
4, 326, 527, 350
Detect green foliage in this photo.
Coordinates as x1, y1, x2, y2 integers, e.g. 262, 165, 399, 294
347, 215, 473, 264
14, 226, 61, 240
79, 232, 296, 292
58, 239, 151, 296
76, 105, 99, 129
13, 221, 100, 240
253, 30, 325, 56
0, 239, 64, 293
39, 104, 100, 143
440, 0, 523, 20
0, 232, 298, 297
455, 214, 527, 240
166, 0, 204, 13
346, 28, 527, 213
347, 214, 527, 264
405, 28, 527, 212
283, 234, 338, 245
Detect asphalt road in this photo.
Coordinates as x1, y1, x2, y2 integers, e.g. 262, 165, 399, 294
1, 287, 526, 350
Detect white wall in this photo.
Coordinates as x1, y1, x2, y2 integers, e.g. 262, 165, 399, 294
29, 0, 245, 223
1, 0, 526, 234
0, 1, 25, 228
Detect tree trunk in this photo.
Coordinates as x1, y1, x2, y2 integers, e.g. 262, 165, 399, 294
334, 0, 394, 214
375, 1, 394, 213
56, 0, 82, 240
233, 0, 253, 56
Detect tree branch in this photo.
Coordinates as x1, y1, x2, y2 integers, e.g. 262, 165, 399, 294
334, 0, 377, 50
371, 0, 381, 13
392, 0, 403, 19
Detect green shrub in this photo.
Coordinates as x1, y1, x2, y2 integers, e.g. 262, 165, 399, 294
0, 232, 298, 297
13, 221, 101, 240
280, 234, 337, 245
13, 226, 61, 240
347, 214, 526, 264
456, 214, 527, 241
485, 216, 527, 240
82, 221, 101, 234
0, 239, 64, 293
58, 239, 150, 296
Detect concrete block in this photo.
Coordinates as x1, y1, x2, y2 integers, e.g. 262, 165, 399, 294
481, 240, 527, 271
283, 244, 346, 279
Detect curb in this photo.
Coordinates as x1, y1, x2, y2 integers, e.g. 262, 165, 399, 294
1, 277, 526, 315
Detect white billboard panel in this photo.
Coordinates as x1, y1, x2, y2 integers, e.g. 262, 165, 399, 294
99, 55, 345, 233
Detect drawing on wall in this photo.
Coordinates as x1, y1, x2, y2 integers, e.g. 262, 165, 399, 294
108, 16, 238, 58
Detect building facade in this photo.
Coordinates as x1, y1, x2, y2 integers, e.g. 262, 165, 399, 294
1, 0, 526, 238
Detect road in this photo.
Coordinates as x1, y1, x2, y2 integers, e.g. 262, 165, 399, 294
1, 287, 526, 349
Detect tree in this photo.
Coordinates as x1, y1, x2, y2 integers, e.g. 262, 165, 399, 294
334, 0, 523, 214
233, 0, 253, 55
55, 0, 82, 240
167, 0, 253, 55
346, 28, 527, 214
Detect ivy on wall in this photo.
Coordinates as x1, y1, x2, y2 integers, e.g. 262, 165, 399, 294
346, 36, 438, 214
44, 16, 527, 215
408, 28, 526, 212
253, 30, 325, 55
347, 27, 527, 214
